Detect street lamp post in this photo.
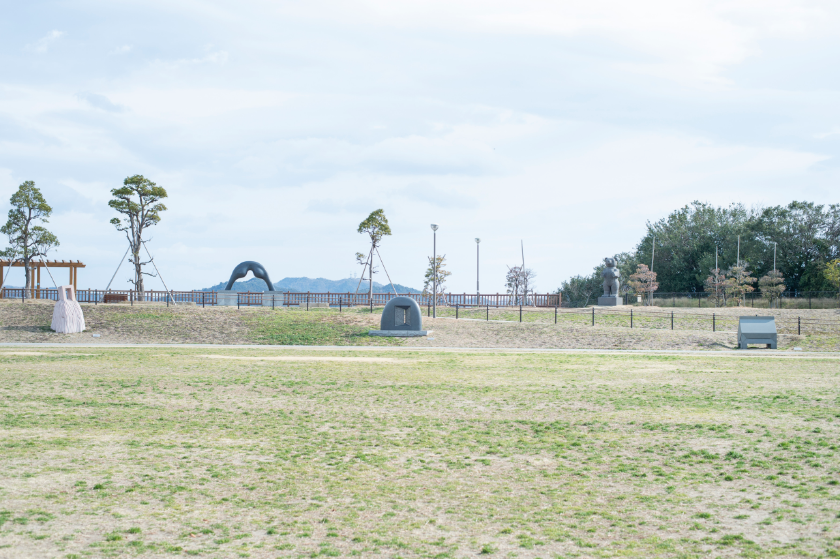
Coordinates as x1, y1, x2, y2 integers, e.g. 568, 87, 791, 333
431, 224, 439, 318
475, 238, 481, 299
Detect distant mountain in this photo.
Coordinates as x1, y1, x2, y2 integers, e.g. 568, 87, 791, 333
198, 277, 421, 294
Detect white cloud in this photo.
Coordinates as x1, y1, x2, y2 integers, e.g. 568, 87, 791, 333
271, 0, 831, 86
110, 45, 132, 55
26, 30, 64, 53
59, 179, 112, 204
76, 92, 127, 113
151, 50, 229, 70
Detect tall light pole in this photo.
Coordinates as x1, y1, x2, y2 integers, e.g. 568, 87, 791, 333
431, 223, 439, 318
475, 238, 481, 297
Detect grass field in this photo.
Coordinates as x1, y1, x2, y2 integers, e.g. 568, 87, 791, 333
1, 348, 839, 558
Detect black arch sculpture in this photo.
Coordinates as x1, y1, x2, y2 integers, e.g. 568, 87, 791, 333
224, 261, 276, 291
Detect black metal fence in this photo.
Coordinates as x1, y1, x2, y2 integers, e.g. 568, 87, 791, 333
621, 291, 840, 310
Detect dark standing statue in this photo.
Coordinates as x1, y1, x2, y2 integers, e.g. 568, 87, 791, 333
602, 257, 620, 297
224, 261, 276, 291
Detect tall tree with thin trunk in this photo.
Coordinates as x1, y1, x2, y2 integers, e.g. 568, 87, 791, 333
423, 255, 451, 303
704, 268, 727, 307
1, 181, 59, 298
357, 209, 391, 304
108, 175, 168, 295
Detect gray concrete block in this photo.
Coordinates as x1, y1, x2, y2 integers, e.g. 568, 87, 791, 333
597, 296, 623, 306
738, 316, 777, 349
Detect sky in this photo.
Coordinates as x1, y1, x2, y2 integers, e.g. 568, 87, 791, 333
1, 0, 839, 293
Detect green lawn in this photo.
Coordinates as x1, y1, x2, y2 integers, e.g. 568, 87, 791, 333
244, 308, 401, 346
0, 349, 838, 558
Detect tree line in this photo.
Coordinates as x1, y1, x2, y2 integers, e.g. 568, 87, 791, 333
560, 201, 840, 307
2, 177, 167, 297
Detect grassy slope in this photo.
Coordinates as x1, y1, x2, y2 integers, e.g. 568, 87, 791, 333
0, 349, 838, 558
244, 308, 400, 346
1, 301, 839, 350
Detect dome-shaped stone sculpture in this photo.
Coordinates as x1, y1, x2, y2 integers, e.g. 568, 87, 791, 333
369, 296, 428, 337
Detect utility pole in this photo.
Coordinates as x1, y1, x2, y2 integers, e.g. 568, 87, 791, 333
773, 242, 777, 272
715, 246, 719, 307
431, 223, 439, 318
737, 235, 740, 267
475, 238, 481, 296
651, 235, 656, 271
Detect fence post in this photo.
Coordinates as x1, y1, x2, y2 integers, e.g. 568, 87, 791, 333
95, 289, 98, 305
798, 316, 800, 336
307, 292, 310, 311
671, 311, 674, 330
237, 293, 240, 310
202, 291, 205, 308
486, 305, 489, 321
592, 307, 595, 326
130, 290, 133, 306
428, 301, 430, 317
713, 313, 715, 332
456, 304, 459, 319
631, 309, 633, 328
339, 297, 342, 313
519, 305, 522, 323
699, 294, 701, 308
555, 305, 557, 324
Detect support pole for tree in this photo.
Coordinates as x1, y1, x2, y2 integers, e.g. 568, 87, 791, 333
142, 242, 175, 305
105, 245, 130, 292
374, 248, 398, 296
38, 257, 58, 289
0, 258, 20, 294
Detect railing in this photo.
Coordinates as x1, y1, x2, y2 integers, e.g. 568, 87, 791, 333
437, 305, 840, 336
0, 288, 561, 308
620, 290, 840, 309
5, 286, 837, 310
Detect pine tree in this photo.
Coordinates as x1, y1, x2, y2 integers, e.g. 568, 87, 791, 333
758, 270, 785, 308
1, 181, 59, 298
725, 264, 756, 306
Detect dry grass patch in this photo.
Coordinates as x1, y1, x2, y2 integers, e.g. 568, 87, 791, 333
0, 349, 839, 558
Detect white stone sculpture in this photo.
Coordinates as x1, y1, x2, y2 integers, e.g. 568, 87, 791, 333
51, 285, 85, 334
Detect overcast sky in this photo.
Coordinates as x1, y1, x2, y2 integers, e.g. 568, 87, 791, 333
2, 0, 839, 292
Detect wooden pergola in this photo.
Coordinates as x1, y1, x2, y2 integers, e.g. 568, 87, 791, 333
0, 259, 85, 298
